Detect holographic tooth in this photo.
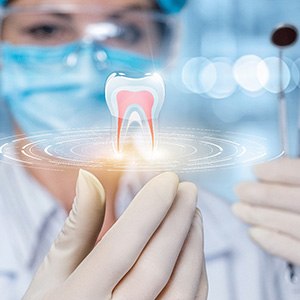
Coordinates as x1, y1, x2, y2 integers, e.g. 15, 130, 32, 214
105, 72, 165, 152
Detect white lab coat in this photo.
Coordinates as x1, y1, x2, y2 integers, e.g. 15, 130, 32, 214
0, 162, 300, 299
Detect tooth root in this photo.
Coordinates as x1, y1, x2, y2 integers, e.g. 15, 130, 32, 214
117, 116, 155, 152
148, 119, 154, 150
117, 117, 122, 152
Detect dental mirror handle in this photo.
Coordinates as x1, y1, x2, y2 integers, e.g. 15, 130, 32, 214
278, 49, 289, 155
271, 24, 298, 281
277, 50, 296, 280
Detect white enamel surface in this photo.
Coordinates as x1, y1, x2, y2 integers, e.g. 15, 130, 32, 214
105, 73, 165, 120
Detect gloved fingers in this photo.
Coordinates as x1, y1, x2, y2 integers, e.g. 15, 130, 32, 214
249, 227, 300, 266
196, 264, 209, 300
135, 172, 159, 190
112, 182, 198, 300
232, 203, 300, 241
235, 181, 300, 214
253, 158, 300, 185
126, 172, 158, 201
25, 170, 106, 296
156, 209, 206, 300
66, 172, 179, 298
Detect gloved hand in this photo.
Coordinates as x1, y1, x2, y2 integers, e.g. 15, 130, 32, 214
23, 170, 208, 300
233, 157, 300, 266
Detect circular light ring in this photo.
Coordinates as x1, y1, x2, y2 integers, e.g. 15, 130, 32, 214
233, 55, 267, 92
0, 127, 271, 172
207, 58, 236, 99
258, 56, 291, 93
182, 57, 216, 94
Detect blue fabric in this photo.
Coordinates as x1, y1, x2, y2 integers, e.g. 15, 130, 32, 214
157, 0, 187, 13
0, 41, 156, 134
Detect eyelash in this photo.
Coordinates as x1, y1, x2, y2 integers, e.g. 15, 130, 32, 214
23, 24, 68, 40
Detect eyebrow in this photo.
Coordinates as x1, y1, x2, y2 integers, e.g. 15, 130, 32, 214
109, 4, 153, 19
49, 12, 73, 20
121, 4, 151, 12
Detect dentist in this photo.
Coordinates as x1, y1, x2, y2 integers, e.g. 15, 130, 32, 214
0, 0, 208, 299
1, 0, 300, 299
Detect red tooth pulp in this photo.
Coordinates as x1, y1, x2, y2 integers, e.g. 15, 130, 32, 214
116, 90, 155, 152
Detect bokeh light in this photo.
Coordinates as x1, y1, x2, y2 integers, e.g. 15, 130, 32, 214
182, 57, 216, 94
233, 55, 268, 92
258, 57, 290, 93
293, 57, 300, 87
180, 55, 298, 98
207, 58, 236, 99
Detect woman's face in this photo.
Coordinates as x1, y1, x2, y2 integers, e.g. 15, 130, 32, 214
0, 0, 164, 139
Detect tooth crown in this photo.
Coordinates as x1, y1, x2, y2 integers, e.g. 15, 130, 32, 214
105, 72, 165, 152
105, 72, 165, 119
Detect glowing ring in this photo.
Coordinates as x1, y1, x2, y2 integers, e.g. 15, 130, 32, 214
0, 127, 270, 172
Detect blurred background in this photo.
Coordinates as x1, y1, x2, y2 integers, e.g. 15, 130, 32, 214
1, 0, 299, 202
161, 0, 300, 201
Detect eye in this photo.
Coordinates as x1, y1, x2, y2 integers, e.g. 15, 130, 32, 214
117, 24, 143, 44
23, 23, 69, 41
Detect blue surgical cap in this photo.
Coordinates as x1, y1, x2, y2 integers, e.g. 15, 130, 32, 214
157, 0, 187, 13
0, 0, 188, 13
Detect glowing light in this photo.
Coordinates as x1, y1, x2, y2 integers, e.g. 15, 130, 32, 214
258, 57, 291, 93
207, 58, 236, 99
233, 55, 267, 92
179, 55, 300, 97
114, 151, 124, 160
0, 128, 270, 172
256, 60, 269, 90
182, 57, 216, 94
85, 23, 120, 41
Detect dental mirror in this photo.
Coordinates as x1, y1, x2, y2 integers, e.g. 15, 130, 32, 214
271, 24, 298, 47
271, 24, 298, 155
271, 23, 298, 282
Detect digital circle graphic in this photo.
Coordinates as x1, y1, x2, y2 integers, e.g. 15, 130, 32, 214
0, 127, 272, 172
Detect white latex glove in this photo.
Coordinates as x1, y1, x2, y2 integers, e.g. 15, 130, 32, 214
23, 170, 208, 300
233, 157, 300, 266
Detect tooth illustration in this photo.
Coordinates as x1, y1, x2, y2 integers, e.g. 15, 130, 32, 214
105, 72, 165, 152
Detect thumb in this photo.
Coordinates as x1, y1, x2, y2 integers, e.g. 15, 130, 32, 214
25, 169, 106, 295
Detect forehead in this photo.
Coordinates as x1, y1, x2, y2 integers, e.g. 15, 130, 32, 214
8, 0, 153, 9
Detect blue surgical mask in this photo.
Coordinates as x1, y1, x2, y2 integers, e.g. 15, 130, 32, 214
0, 42, 156, 135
